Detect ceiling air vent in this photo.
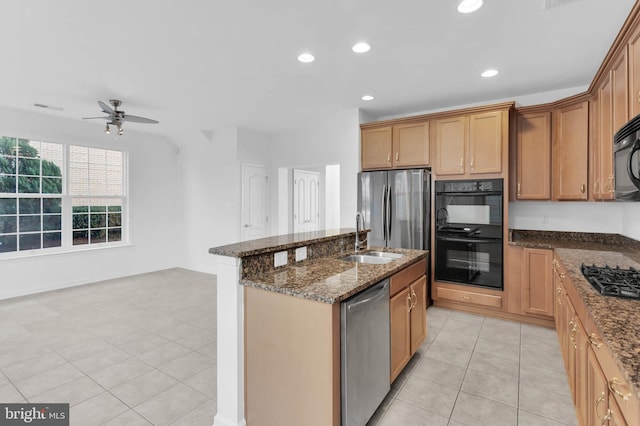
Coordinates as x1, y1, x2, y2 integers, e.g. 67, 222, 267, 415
543, 0, 580, 10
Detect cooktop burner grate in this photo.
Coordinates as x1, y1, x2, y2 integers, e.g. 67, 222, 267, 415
580, 264, 640, 299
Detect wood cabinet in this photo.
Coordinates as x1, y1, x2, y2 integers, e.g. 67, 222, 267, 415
628, 23, 640, 119
390, 259, 427, 382
434, 110, 504, 177
553, 99, 590, 200
521, 248, 554, 318
361, 122, 429, 170
390, 286, 411, 382
434, 116, 466, 175
393, 122, 430, 168
593, 48, 627, 200
553, 257, 640, 426
361, 126, 392, 170
515, 111, 552, 200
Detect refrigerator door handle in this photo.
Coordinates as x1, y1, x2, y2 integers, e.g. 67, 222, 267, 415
386, 185, 392, 240
382, 184, 387, 241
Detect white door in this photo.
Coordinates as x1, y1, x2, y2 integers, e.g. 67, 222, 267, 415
293, 169, 320, 233
242, 164, 269, 241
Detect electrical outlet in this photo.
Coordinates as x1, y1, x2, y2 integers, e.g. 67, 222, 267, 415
295, 246, 307, 261
274, 251, 288, 267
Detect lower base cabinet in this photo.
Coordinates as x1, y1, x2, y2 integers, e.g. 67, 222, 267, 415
554, 257, 639, 426
390, 260, 427, 382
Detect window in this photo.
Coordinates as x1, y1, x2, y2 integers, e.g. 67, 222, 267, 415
0, 136, 126, 256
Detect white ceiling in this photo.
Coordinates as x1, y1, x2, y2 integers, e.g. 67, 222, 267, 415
0, 0, 636, 145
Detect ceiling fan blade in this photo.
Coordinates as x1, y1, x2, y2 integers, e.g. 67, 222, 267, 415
82, 116, 110, 120
98, 100, 115, 114
121, 114, 159, 124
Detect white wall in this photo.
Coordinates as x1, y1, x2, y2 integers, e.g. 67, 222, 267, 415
269, 108, 360, 232
179, 126, 273, 274
0, 107, 182, 299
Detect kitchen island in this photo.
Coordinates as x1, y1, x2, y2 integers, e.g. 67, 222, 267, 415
209, 229, 427, 426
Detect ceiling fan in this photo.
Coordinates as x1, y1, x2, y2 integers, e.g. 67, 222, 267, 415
83, 99, 158, 135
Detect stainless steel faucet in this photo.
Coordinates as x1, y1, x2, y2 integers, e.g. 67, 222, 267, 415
355, 212, 367, 252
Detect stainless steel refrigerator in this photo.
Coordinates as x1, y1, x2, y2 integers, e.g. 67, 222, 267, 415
357, 169, 431, 250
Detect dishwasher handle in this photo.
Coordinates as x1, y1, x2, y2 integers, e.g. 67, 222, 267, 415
347, 281, 389, 312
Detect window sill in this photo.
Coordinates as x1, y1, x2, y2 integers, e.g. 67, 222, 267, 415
0, 241, 132, 261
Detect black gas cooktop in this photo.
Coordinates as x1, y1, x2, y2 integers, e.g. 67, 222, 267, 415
581, 264, 640, 300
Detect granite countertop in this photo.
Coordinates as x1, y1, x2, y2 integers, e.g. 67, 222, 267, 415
241, 247, 428, 304
209, 228, 362, 257
510, 230, 640, 398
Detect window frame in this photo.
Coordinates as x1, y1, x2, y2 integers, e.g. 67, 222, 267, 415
0, 138, 129, 259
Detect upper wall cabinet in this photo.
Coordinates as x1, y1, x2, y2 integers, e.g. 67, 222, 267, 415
433, 109, 506, 178
361, 122, 430, 170
553, 99, 590, 201
515, 110, 552, 200
628, 23, 640, 118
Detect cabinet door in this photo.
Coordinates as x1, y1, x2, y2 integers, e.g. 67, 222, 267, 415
469, 111, 502, 174
553, 100, 589, 200
434, 116, 466, 175
575, 318, 588, 426
595, 75, 612, 200
393, 122, 430, 168
588, 346, 610, 426
566, 300, 577, 402
409, 276, 427, 353
390, 287, 411, 382
516, 111, 551, 199
608, 395, 630, 426
628, 25, 640, 118
362, 127, 392, 170
521, 248, 554, 317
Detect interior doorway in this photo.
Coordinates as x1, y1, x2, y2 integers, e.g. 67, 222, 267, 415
241, 164, 269, 241
293, 169, 320, 233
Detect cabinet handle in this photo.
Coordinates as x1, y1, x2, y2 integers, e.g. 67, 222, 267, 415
580, 183, 585, 194
410, 290, 417, 309
609, 377, 632, 401
608, 174, 614, 193
459, 158, 464, 171
637, 90, 640, 103
601, 409, 612, 426
406, 293, 412, 312
387, 153, 391, 163
594, 180, 600, 195
395, 152, 399, 161
589, 333, 603, 348
470, 157, 474, 170
595, 392, 607, 423
461, 295, 472, 301
517, 183, 521, 197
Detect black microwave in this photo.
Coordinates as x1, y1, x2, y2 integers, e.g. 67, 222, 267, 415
614, 113, 640, 201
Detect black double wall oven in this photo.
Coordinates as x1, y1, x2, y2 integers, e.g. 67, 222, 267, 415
435, 179, 503, 290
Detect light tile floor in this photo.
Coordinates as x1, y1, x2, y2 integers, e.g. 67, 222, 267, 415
368, 307, 578, 426
0, 269, 577, 426
0, 268, 217, 426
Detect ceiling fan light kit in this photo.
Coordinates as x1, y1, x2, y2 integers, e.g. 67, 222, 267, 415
83, 99, 158, 135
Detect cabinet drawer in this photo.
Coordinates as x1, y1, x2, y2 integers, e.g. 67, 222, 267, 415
390, 259, 427, 297
436, 287, 502, 308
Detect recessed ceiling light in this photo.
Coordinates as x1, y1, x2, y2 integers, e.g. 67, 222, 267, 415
481, 69, 499, 78
362, 95, 375, 101
352, 42, 371, 53
297, 53, 315, 63
457, 0, 484, 13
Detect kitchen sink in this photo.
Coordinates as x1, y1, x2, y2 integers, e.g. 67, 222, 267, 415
361, 251, 404, 259
340, 254, 393, 264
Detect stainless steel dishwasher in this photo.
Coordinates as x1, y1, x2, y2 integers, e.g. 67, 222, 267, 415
341, 278, 390, 425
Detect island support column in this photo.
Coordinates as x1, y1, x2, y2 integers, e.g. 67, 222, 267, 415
212, 255, 246, 426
